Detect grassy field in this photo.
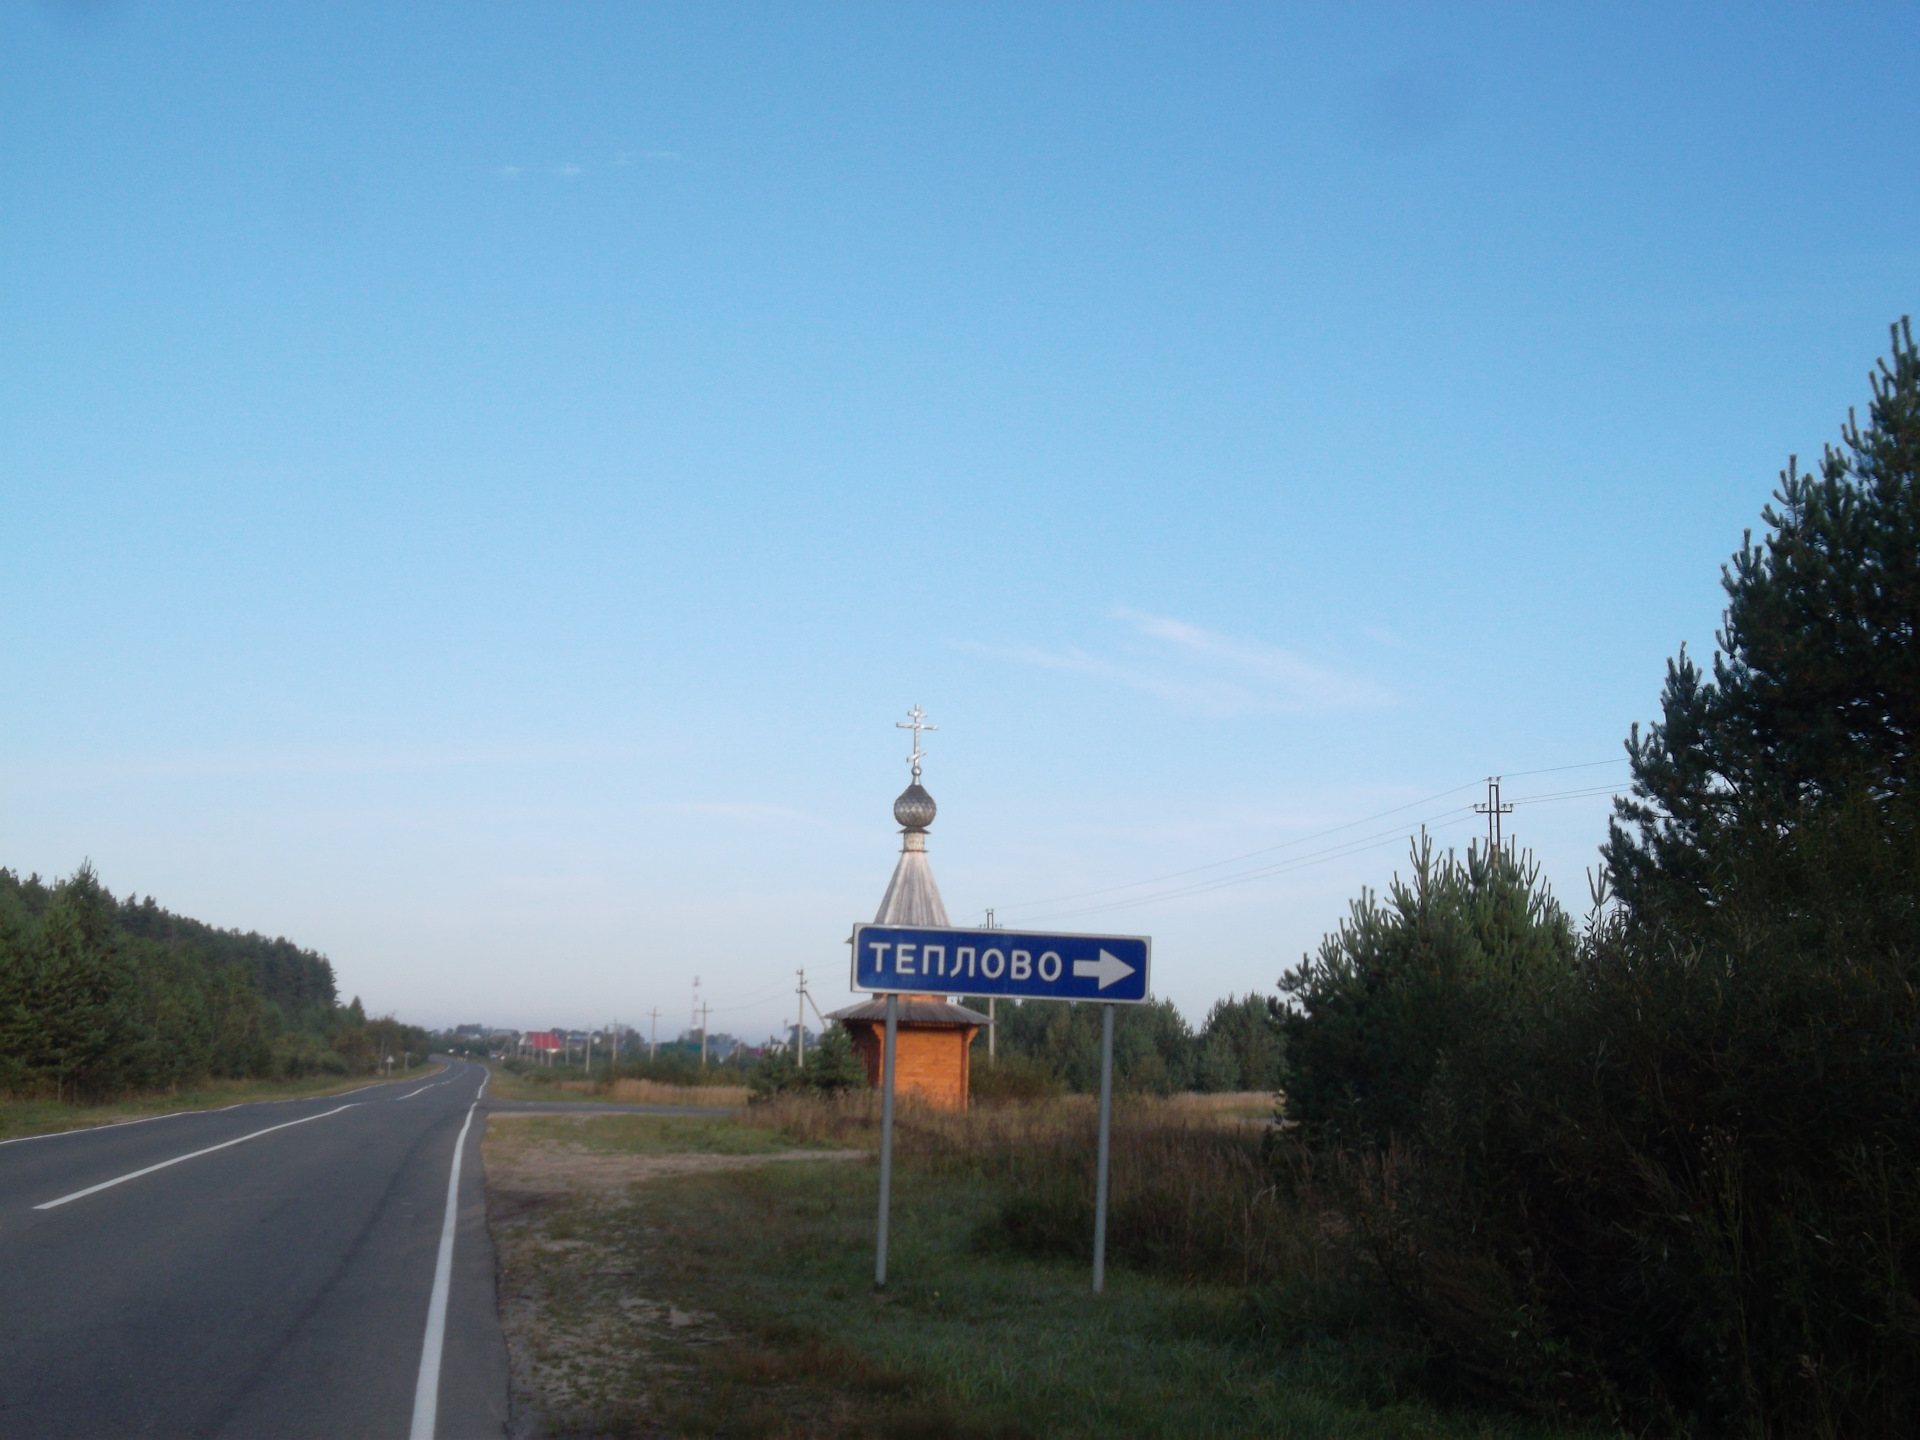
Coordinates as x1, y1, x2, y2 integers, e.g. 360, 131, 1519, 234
483, 1065, 749, 1109
0, 1062, 447, 1142
483, 1104, 1608, 1440
489, 1112, 831, 1157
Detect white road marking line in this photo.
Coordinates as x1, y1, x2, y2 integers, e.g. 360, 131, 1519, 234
0, 1108, 215, 1149
0, 1074, 426, 1150
32, 1105, 353, 1209
410, 1072, 488, 1440
396, 1085, 433, 1100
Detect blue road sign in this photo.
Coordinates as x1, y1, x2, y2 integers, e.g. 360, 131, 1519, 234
850, 923, 1151, 1004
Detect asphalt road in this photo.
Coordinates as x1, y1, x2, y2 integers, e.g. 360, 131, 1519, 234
0, 1059, 509, 1439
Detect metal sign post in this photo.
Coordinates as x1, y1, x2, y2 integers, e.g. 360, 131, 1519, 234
1092, 1002, 1115, 1294
874, 992, 899, 1287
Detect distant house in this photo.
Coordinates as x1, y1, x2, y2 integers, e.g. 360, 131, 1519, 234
524, 1030, 563, 1062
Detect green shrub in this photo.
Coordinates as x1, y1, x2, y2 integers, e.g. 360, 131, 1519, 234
962, 995, 1196, 1094
1193, 992, 1287, 1093
748, 1024, 868, 1102
1279, 836, 1577, 1146
969, 1054, 1061, 1104
1277, 806, 1920, 1432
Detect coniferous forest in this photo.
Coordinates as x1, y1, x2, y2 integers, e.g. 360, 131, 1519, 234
1273, 320, 1920, 1435
0, 865, 426, 1100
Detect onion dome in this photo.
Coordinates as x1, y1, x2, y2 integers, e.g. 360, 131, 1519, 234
893, 783, 937, 830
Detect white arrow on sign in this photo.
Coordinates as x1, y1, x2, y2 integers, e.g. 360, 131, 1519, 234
1072, 949, 1136, 990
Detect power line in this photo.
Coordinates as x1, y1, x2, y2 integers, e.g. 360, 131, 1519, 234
700, 980, 800, 1014
1004, 766, 1631, 926
995, 758, 1628, 921
1019, 806, 1483, 925
993, 779, 1486, 915
1502, 758, 1629, 780
1510, 782, 1626, 807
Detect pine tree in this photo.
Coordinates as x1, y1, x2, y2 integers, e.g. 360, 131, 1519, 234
1606, 318, 1920, 928
0, 865, 138, 1098
1279, 836, 1575, 1142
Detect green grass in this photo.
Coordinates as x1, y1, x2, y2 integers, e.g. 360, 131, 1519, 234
480, 1065, 579, 1103
486, 1115, 1608, 1439
0, 1063, 446, 1142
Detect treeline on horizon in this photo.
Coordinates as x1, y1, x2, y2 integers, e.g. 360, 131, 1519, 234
0, 866, 427, 1100
473, 990, 1281, 1102
761, 990, 1280, 1101
958, 991, 1281, 1099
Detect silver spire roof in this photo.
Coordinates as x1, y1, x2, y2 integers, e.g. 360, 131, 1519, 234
873, 828, 950, 926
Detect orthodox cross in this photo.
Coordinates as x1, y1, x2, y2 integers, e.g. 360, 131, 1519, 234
896, 704, 937, 782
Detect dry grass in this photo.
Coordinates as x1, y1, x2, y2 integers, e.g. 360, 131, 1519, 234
1162, 1089, 1285, 1121
604, 1077, 750, 1108
739, 1091, 1334, 1290
742, 1089, 1265, 1153
483, 1066, 748, 1109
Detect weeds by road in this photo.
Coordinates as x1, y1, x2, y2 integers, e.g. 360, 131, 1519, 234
485, 1064, 748, 1110
483, 1102, 1602, 1439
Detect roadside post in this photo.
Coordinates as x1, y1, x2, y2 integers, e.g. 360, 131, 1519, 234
875, 992, 899, 1286
1092, 1002, 1115, 1293
851, 922, 1150, 1292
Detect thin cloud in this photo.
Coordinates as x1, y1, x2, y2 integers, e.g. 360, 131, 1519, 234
497, 165, 524, 179
955, 642, 1271, 716
612, 149, 689, 166
959, 612, 1391, 716
552, 163, 583, 178
1115, 608, 1391, 709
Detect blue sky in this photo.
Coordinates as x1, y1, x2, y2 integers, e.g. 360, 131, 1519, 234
4, 3, 1916, 1039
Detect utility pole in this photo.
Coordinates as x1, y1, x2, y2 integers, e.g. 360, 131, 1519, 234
648, 1008, 660, 1062
799, 979, 829, 1061
699, 1001, 710, 1067
1475, 776, 1514, 856
795, 968, 808, 1069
